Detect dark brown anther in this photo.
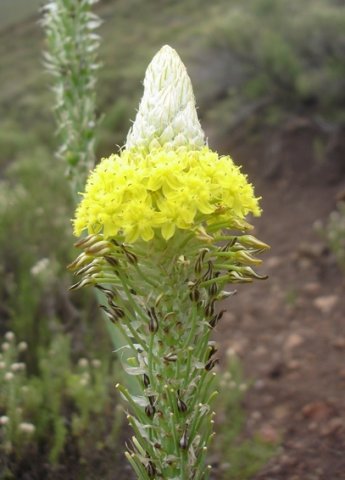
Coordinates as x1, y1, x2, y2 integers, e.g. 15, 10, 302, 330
205, 358, 219, 371
130, 288, 137, 295
145, 404, 156, 418
207, 344, 218, 360
148, 395, 156, 406
202, 260, 214, 282
179, 429, 189, 450
177, 398, 188, 413
154, 443, 161, 449
143, 374, 150, 388
146, 460, 156, 478
104, 255, 119, 267
204, 299, 216, 318
148, 307, 159, 333
209, 309, 226, 328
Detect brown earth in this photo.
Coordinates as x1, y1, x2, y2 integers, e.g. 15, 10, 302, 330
215, 119, 345, 480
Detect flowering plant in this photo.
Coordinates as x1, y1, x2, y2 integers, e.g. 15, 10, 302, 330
69, 45, 268, 479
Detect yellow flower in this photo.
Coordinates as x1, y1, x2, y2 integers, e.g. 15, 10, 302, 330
73, 146, 261, 243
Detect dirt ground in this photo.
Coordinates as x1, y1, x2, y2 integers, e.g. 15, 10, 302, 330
216, 120, 345, 480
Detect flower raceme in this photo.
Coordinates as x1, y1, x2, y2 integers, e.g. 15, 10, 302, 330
73, 146, 261, 244
70, 45, 268, 480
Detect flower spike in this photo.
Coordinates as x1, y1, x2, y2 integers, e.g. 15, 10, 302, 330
71, 44, 269, 480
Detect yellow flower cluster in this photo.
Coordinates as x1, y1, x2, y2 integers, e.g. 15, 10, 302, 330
73, 147, 261, 243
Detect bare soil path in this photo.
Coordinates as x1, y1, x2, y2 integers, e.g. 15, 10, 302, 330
217, 122, 345, 480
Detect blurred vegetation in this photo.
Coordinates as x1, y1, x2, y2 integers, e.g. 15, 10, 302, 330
207, 0, 345, 134
316, 202, 345, 272
0, 0, 344, 476
215, 354, 277, 479
0, 331, 124, 474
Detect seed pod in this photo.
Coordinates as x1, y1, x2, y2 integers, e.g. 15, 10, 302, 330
177, 397, 188, 413
146, 460, 156, 478
148, 307, 159, 333
145, 404, 156, 418
163, 353, 178, 362
179, 429, 188, 449
143, 374, 150, 388
204, 299, 215, 318
99, 305, 117, 324
74, 234, 98, 249
85, 240, 110, 254
207, 344, 218, 360
122, 246, 138, 265
104, 255, 120, 267
209, 310, 226, 328
208, 278, 219, 298
189, 284, 200, 302
194, 248, 209, 275
96, 285, 115, 299
110, 304, 125, 319
202, 260, 213, 281
220, 238, 237, 251
205, 358, 219, 371
237, 235, 270, 251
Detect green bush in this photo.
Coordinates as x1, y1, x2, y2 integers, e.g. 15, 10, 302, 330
317, 202, 345, 271
215, 353, 277, 479
211, 0, 345, 123
0, 332, 123, 467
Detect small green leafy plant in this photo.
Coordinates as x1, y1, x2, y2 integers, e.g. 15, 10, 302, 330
215, 353, 277, 479
317, 202, 345, 271
0, 331, 123, 468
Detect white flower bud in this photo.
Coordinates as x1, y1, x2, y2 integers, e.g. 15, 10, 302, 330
78, 358, 89, 368
126, 45, 205, 151
0, 361, 6, 370
79, 372, 90, 386
4, 372, 14, 381
18, 422, 35, 434
2, 343, 10, 352
0, 416, 9, 425
30, 258, 50, 277
91, 359, 101, 368
18, 342, 28, 352
11, 362, 26, 372
4, 332, 15, 342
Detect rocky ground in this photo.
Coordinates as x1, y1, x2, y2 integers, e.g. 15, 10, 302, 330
216, 120, 345, 480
